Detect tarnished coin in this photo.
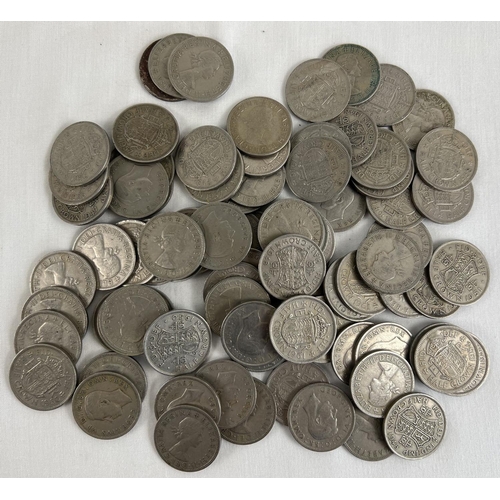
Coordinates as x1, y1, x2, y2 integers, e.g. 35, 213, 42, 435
319, 215, 336, 262
168, 36, 234, 102
351, 351, 414, 418
155, 405, 221, 472
357, 64, 416, 126
50, 121, 110, 187
231, 169, 285, 207
323, 44, 381, 105
412, 174, 474, 224
112, 103, 179, 163
356, 229, 423, 294
242, 141, 290, 177
192, 203, 252, 270
270, 295, 336, 363
108, 156, 169, 218
22, 286, 88, 338
367, 189, 422, 230
222, 379, 276, 445
416, 127, 478, 191
355, 322, 412, 361
242, 248, 262, 268
393, 89, 455, 150
380, 293, 419, 318
80, 352, 147, 401
286, 59, 351, 122
225, 200, 259, 214
291, 122, 352, 158
96, 285, 170, 356
205, 276, 270, 335
72, 372, 141, 439
227, 96, 292, 156
221, 301, 283, 372
73, 223, 136, 290
288, 383, 355, 451
10, 344, 77, 411
154, 376, 221, 423
49, 167, 108, 206
344, 409, 392, 461
203, 262, 260, 300
247, 213, 261, 250
30, 250, 97, 307
429, 240, 489, 305
197, 359, 257, 429
384, 393, 446, 459
259, 234, 326, 300
286, 136, 351, 203
160, 155, 176, 185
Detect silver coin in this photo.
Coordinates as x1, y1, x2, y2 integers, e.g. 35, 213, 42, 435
203, 262, 260, 301
10, 344, 77, 411
73, 223, 136, 290
351, 350, 414, 418
247, 213, 261, 250
30, 250, 97, 308
286, 136, 351, 203
242, 142, 290, 177
225, 200, 259, 214
319, 215, 336, 262
291, 122, 352, 158
357, 64, 416, 126
285, 59, 351, 122
112, 103, 179, 163
50, 121, 110, 187
231, 169, 285, 208
355, 322, 412, 361
259, 234, 326, 300
323, 44, 381, 105
160, 155, 176, 185
429, 240, 489, 305
242, 248, 262, 268
380, 292, 420, 319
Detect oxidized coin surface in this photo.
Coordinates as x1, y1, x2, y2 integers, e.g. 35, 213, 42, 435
49, 167, 108, 206
393, 89, 455, 150
192, 203, 252, 270
80, 352, 147, 401
259, 234, 326, 300
366, 189, 422, 230
30, 250, 97, 307
10, 344, 77, 411
154, 406, 221, 472
270, 295, 336, 363
356, 229, 423, 294
139, 212, 205, 280
203, 262, 259, 300
144, 310, 211, 376
266, 361, 329, 425
112, 103, 179, 163
231, 169, 285, 207
351, 350, 414, 418
291, 122, 352, 157
50, 121, 110, 186
429, 240, 489, 305
221, 379, 276, 445
96, 285, 170, 356
197, 359, 257, 429
286, 59, 350, 122
323, 44, 381, 105
344, 409, 392, 461
154, 375, 221, 423
221, 301, 283, 372
242, 141, 290, 177
416, 127, 477, 191
243, 248, 262, 268
227, 96, 292, 156
168, 36, 234, 102
288, 383, 355, 451
380, 292, 419, 319
286, 137, 351, 203
72, 372, 141, 439
357, 64, 416, 126
355, 322, 412, 361
384, 393, 446, 459
73, 223, 136, 290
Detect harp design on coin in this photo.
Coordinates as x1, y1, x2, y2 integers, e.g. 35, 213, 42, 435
368, 362, 401, 407
394, 404, 437, 450
216, 371, 241, 410
281, 305, 330, 352
303, 393, 338, 440
425, 333, 468, 380
169, 416, 203, 459
179, 50, 222, 89
83, 233, 121, 280
320, 189, 355, 223
114, 165, 154, 206
438, 250, 480, 295
428, 136, 464, 181
84, 388, 131, 422
275, 244, 309, 291
187, 138, 224, 179
43, 261, 80, 293
336, 53, 362, 95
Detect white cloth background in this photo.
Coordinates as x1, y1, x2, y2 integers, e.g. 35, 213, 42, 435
0, 21, 499, 478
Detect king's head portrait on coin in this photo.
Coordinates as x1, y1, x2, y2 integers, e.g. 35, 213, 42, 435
84, 388, 131, 422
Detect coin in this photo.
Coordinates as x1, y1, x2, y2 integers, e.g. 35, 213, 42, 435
144, 310, 211, 376
384, 393, 446, 459
286, 59, 350, 122
380, 292, 419, 318
96, 284, 170, 356
30, 250, 97, 307
231, 169, 285, 207
80, 352, 147, 401
154, 376, 221, 423
323, 44, 381, 105
367, 189, 422, 230
50, 121, 110, 187
291, 122, 352, 157
197, 359, 257, 429
72, 371, 141, 439
112, 103, 179, 163
242, 141, 290, 177
357, 64, 416, 126
10, 344, 77, 411
351, 350, 414, 418
73, 223, 136, 290
355, 322, 412, 361
203, 262, 260, 300
319, 215, 336, 262
242, 248, 262, 268
288, 383, 355, 451
227, 96, 292, 156
160, 155, 176, 186
429, 240, 489, 305
247, 213, 261, 250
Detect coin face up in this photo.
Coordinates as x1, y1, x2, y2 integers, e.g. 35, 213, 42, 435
366, 189, 422, 230
355, 322, 412, 361
291, 122, 352, 157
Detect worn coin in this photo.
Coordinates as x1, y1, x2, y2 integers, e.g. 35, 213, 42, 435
291, 122, 352, 157
231, 169, 285, 208
247, 213, 261, 250
355, 322, 412, 361
242, 141, 290, 177
319, 215, 336, 262
380, 292, 419, 318
10, 344, 77, 411
242, 248, 262, 268
203, 262, 260, 300
367, 189, 422, 230
160, 155, 176, 186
